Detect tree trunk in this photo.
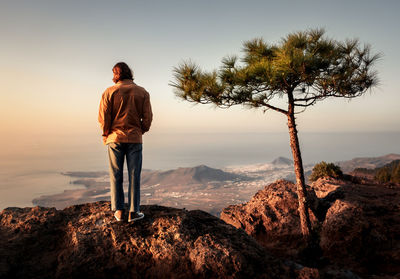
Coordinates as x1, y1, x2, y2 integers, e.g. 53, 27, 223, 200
287, 93, 313, 241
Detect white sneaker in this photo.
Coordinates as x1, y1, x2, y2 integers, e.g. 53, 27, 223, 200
114, 210, 123, 222
128, 211, 144, 222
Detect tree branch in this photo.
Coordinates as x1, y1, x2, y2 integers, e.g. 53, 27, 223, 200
263, 103, 288, 114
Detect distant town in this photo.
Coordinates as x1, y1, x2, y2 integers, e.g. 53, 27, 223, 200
33, 154, 400, 216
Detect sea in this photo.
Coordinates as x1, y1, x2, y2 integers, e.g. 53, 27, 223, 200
1, 131, 399, 210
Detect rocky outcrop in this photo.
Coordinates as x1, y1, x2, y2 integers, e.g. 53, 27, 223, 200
0, 202, 305, 279
220, 180, 320, 258
221, 178, 400, 278
4, 177, 399, 278
315, 178, 400, 276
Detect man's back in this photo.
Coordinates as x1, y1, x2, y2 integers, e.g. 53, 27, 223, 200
99, 79, 152, 145
99, 62, 152, 220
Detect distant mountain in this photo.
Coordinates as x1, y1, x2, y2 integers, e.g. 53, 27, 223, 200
336, 153, 400, 173
353, 159, 400, 183
141, 165, 248, 186
281, 154, 400, 183
271, 157, 293, 166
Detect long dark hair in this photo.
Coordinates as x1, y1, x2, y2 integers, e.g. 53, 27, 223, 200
113, 62, 133, 82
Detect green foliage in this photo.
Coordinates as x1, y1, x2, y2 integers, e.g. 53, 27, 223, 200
309, 161, 343, 182
170, 28, 380, 114
375, 160, 400, 183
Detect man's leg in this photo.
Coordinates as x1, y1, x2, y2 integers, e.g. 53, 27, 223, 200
126, 143, 143, 213
108, 142, 125, 211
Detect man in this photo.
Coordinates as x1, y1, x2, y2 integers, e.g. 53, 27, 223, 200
98, 62, 153, 222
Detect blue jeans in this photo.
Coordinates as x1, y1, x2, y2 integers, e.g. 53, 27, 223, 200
107, 142, 143, 212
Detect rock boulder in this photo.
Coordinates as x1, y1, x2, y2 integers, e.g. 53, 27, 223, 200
1, 202, 294, 279
221, 178, 400, 277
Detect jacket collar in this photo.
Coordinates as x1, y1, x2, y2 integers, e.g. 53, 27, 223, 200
117, 79, 134, 85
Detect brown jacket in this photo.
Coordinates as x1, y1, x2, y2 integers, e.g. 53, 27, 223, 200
98, 80, 153, 145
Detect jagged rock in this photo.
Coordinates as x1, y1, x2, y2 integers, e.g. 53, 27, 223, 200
221, 180, 320, 258
221, 178, 400, 278
0, 202, 299, 279
318, 178, 400, 276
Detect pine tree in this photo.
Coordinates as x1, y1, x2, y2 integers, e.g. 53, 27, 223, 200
170, 29, 380, 244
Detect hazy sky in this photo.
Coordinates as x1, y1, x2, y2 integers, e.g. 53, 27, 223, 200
1, 0, 399, 146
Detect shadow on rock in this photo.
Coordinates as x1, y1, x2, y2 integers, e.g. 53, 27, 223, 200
221, 178, 400, 278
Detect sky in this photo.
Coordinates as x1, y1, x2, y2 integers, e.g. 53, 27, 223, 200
0, 0, 399, 149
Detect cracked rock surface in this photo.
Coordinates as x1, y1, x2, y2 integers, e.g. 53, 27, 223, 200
0, 202, 297, 279
221, 178, 400, 278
